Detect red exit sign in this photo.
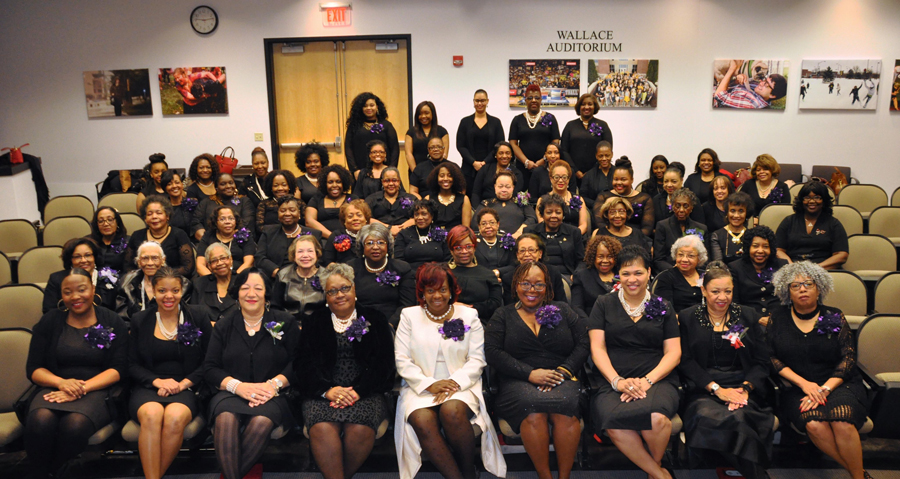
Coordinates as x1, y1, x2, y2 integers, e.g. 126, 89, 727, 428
321, 3, 352, 27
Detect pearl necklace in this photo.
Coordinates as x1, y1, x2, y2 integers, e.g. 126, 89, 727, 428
331, 309, 357, 334
618, 288, 650, 317
525, 110, 543, 129
482, 236, 497, 247
243, 315, 264, 336
156, 310, 184, 340
424, 304, 454, 323
284, 224, 301, 237
365, 258, 388, 273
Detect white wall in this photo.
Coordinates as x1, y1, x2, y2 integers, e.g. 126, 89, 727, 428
2, 0, 900, 202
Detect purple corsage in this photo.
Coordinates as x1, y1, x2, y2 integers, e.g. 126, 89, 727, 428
98, 266, 119, 290
177, 322, 203, 347
84, 323, 116, 350
587, 122, 604, 137
181, 197, 199, 212
632, 202, 643, 219
428, 227, 447, 243
376, 269, 401, 287
399, 196, 414, 210
439, 318, 471, 342
265, 320, 284, 344
816, 311, 842, 339
757, 267, 774, 284
769, 189, 783, 204
540, 113, 555, 128
230, 197, 241, 206
684, 228, 705, 241
536, 304, 563, 329
722, 323, 747, 349
345, 316, 371, 342
369, 123, 385, 134
569, 195, 583, 210
110, 237, 128, 255
643, 296, 669, 322
500, 233, 516, 250
514, 191, 530, 206
310, 275, 323, 292
233, 227, 251, 244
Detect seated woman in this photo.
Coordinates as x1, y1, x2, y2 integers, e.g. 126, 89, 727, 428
533, 161, 588, 235
732, 226, 787, 322
322, 199, 371, 266
595, 158, 655, 237
297, 263, 395, 479
472, 141, 525, 205
294, 142, 329, 205
195, 206, 256, 276
653, 188, 709, 272
129, 266, 214, 479
351, 224, 416, 328
498, 234, 568, 307
654, 235, 707, 312
203, 268, 300, 479
241, 147, 270, 210
90, 206, 130, 274
701, 175, 736, 234
126, 196, 195, 278
255, 170, 300, 232
684, 148, 722, 205
527, 144, 576, 201
447, 226, 503, 323
117, 241, 168, 320
160, 170, 197, 238
424, 161, 472, 231
588, 246, 681, 479
486, 261, 589, 479
185, 153, 219, 202
394, 263, 506, 479
191, 173, 255, 241
473, 170, 537, 238
136, 153, 168, 211
271, 235, 326, 322
409, 137, 449, 198
776, 181, 848, 270
572, 235, 622, 316
473, 208, 515, 274
636, 155, 668, 199
307, 164, 355, 239
366, 166, 416, 237
677, 262, 774, 479
394, 199, 452, 272
525, 194, 584, 278
255, 196, 321, 279
43, 238, 116, 313
769, 262, 873, 479
579, 141, 614, 210
709, 192, 754, 263
738, 154, 791, 214
353, 140, 390, 199
25, 268, 128, 479
593, 196, 651, 254
191, 243, 238, 323
653, 163, 705, 225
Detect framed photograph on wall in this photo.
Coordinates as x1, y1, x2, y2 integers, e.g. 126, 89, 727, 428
712, 59, 789, 110
588, 59, 658, 108
159, 67, 228, 115
83, 69, 153, 118
508, 60, 580, 108
798, 59, 881, 110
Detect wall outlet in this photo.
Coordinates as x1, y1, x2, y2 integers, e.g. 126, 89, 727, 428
254, 133, 264, 141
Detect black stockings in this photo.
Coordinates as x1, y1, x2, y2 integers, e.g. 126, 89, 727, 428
408, 400, 477, 479
25, 409, 95, 476
214, 412, 275, 479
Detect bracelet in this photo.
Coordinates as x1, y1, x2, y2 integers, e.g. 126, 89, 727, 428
225, 379, 242, 395
643, 376, 654, 386
266, 379, 281, 396
611, 376, 624, 392
821, 385, 832, 392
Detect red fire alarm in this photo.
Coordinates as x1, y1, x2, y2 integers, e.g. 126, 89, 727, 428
453, 56, 463, 67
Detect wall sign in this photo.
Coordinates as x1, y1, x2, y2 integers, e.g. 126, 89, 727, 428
548, 30, 621, 53
320, 2, 352, 27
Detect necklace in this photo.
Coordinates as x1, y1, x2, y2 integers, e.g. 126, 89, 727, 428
438, 194, 455, 206
525, 110, 543, 129
365, 257, 388, 273
424, 304, 454, 323
331, 310, 356, 334
727, 227, 745, 244
346, 229, 359, 239
243, 315, 264, 336
757, 180, 774, 197
417, 226, 431, 244
148, 226, 170, 241
197, 179, 214, 188
618, 288, 650, 317
331, 196, 343, 207
793, 306, 819, 320
708, 310, 727, 327
482, 236, 497, 247
284, 224, 301, 237
156, 310, 184, 340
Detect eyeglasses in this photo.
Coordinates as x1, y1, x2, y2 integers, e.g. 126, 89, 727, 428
427, 145, 445, 151
71, 253, 94, 261
551, 175, 570, 181
96, 218, 116, 225
518, 247, 540, 255
607, 209, 628, 217
802, 196, 823, 203
325, 285, 353, 297
789, 280, 816, 291
518, 281, 547, 292
138, 255, 162, 263
675, 252, 698, 260
473, 99, 488, 104
452, 244, 475, 253
218, 216, 236, 222
209, 255, 230, 265
364, 240, 387, 247
382, 178, 400, 183
478, 220, 498, 227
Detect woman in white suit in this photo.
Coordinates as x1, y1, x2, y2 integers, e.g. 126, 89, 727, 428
394, 262, 506, 479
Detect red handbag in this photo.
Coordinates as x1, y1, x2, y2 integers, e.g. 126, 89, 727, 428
215, 146, 238, 174
1, 143, 29, 164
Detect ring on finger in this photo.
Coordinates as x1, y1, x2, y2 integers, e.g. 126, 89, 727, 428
251, 393, 256, 399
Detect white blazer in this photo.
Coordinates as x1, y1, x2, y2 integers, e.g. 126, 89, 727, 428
393, 305, 507, 479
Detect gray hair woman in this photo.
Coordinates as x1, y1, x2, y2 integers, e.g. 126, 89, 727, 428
356, 223, 395, 259
191, 242, 237, 322
271, 234, 325, 320
116, 241, 166, 320
767, 261, 872, 479
653, 234, 707, 312
653, 187, 709, 271
352, 223, 415, 329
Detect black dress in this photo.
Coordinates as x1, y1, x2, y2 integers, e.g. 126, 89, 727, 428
523, 223, 584, 277
125, 228, 195, 277
297, 176, 319, 205
472, 198, 537, 236
527, 164, 577, 201
405, 125, 449, 169
587, 294, 680, 431
592, 225, 651, 255
353, 168, 385, 199
170, 199, 197, 239
270, 267, 326, 322
456, 114, 505, 195
739, 179, 789, 214
580, 167, 614, 209
571, 268, 615, 316
449, 264, 503, 323
408, 159, 448, 193
240, 174, 267, 210
196, 231, 257, 274
351, 258, 416, 327
638, 179, 664, 199
185, 183, 213, 203
321, 227, 359, 266
684, 173, 713, 205
710, 227, 748, 263
254, 224, 322, 279
509, 113, 560, 186
653, 267, 704, 312
430, 194, 466, 231
701, 201, 728, 234
95, 234, 130, 273
595, 191, 655, 237
560, 118, 613, 178
653, 193, 707, 226
485, 302, 588, 433
365, 191, 417, 227
394, 225, 452, 272
43, 269, 117, 314
190, 275, 237, 323
731, 258, 787, 316
775, 214, 849, 264
345, 120, 400, 172
474, 234, 514, 271
767, 306, 868, 429
471, 162, 526, 205
255, 199, 280, 232
308, 194, 352, 235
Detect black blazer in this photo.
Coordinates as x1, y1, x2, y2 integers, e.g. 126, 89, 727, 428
240, 174, 267, 210
523, 222, 584, 277
456, 114, 505, 175
295, 306, 395, 399
42, 269, 117, 313
731, 258, 788, 316
471, 161, 526, 205
254, 224, 322, 278
653, 216, 709, 272
190, 275, 238, 323
571, 268, 615, 316
128, 303, 214, 388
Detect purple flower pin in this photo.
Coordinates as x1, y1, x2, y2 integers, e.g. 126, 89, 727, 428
769, 189, 783, 204
500, 233, 516, 250
757, 267, 774, 284
230, 197, 241, 206
399, 196, 414, 210
181, 197, 199, 212
310, 275, 323, 292
98, 266, 119, 290
376, 269, 401, 287
569, 195, 583, 210
536, 304, 563, 329
84, 323, 116, 350
439, 318, 471, 342
722, 323, 748, 349
369, 123, 385, 134
110, 237, 128, 254
514, 191, 531, 206
539, 113, 555, 128
177, 322, 203, 347
816, 311, 842, 339
345, 316, 371, 342
684, 229, 705, 242
428, 227, 447, 243
643, 296, 669, 321
233, 227, 251, 244
587, 122, 604, 137
265, 320, 285, 344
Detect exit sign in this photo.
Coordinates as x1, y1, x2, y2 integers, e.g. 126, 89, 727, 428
320, 3, 352, 27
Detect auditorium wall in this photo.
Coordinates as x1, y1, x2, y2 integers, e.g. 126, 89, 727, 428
1, 0, 899, 200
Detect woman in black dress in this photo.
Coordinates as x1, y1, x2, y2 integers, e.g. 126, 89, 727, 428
322, 199, 370, 266
294, 142, 329, 205
677, 262, 774, 479
136, 153, 168, 212
129, 266, 213, 479
579, 141, 614, 210
195, 205, 256, 276
498, 234, 568, 307
534, 161, 588, 235
593, 197, 650, 254
271, 235, 325, 322
637, 155, 668, 199
366, 166, 416, 237
185, 153, 219, 202
775, 181, 849, 270
446, 226, 503, 323
297, 263, 395, 479
43, 238, 116, 313
25, 268, 128, 478
684, 148, 721, 205
203, 268, 300, 479
424, 161, 472, 231
731, 226, 787, 322
486, 262, 588, 479
456, 89, 505, 197
473, 170, 537, 238
307, 164, 355, 239
560, 93, 612, 185
394, 199, 452, 272
509, 84, 561, 187
404, 100, 449, 172
90, 206, 130, 274
344, 92, 399, 173
524, 194, 585, 278
353, 140, 389, 199
256, 196, 321, 279
738, 154, 791, 215
474, 208, 515, 274
528, 144, 576, 201
653, 235, 707, 312
768, 262, 872, 479
572, 235, 622, 316
595, 157, 655, 237
472, 141, 526, 205
241, 147, 270, 210
351, 224, 416, 328
191, 173, 255, 241
191, 243, 238, 323
701, 175, 736, 234
126, 196, 195, 277
588, 246, 680, 479
709, 192, 753, 264
653, 188, 709, 271
255, 169, 299, 232
160, 170, 197, 238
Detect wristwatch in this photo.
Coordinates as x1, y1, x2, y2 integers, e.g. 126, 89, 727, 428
269, 377, 284, 391
710, 383, 721, 395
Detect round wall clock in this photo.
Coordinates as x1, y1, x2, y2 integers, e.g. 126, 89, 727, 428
190, 6, 218, 35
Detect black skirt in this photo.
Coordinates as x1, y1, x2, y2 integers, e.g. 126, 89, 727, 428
208, 391, 293, 428
683, 392, 774, 464
590, 380, 679, 431
494, 378, 583, 434
129, 387, 200, 421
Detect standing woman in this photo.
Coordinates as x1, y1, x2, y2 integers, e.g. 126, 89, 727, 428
191, 173, 256, 241
136, 153, 168, 211
637, 155, 669, 199
424, 162, 472, 231
473, 208, 515, 273
525, 194, 585, 278
294, 142, 329, 204
472, 141, 525, 205
366, 166, 417, 237
241, 147, 270, 210
739, 154, 791, 215
191, 243, 238, 323
203, 268, 300, 479
534, 161, 588, 235
684, 149, 721, 205
701, 176, 736, 234
160, 170, 196, 238
322, 199, 371, 266
255, 170, 300, 231
579, 141, 615, 209
185, 153, 219, 202
457, 89, 505, 197
344, 92, 399, 173
394, 199, 452, 271
446, 226, 503, 323
394, 263, 506, 479
127, 196, 195, 277
129, 267, 214, 479
731, 226, 787, 322
255, 196, 321, 279
24, 268, 129, 479
405, 100, 449, 172
709, 192, 754, 263
307, 164, 355, 239
90, 206, 130, 274
509, 84, 561, 187
528, 143, 576, 200
572, 235, 622, 316
588, 246, 681, 479
195, 206, 256, 276
595, 158, 656, 237
560, 94, 612, 185
775, 182, 848, 270
353, 140, 390, 199
350, 224, 416, 327
271, 235, 326, 321
473, 170, 537, 238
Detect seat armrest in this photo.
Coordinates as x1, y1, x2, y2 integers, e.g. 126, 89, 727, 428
857, 363, 886, 389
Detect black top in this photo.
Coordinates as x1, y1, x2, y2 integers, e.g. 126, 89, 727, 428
405, 125, 449, 168
499, 262, 567, 307
255, 199, 280, 232
297, 176, 320, 205
775, 214, 848, 264
472, 198, 537, 235
701, 201, 728, 233
571, 268, 615, 316
767, 305, 859, 386
185, 183, 213, 203
710, 227, 746, 264
321, 227, 359, 266
653, 267, 704, 312
125, 228, 195, 277
592, 225, 651, 254
240, 174, 267, 210
353, 168, 385, 199
527, 164, 577, 201
653, 216, 709, 272
394, 225, 452, 272
508, 113, 561, 164
196, 230, 257, 274
485, 302, 589, 383
472, 162, 526, 205
684, 173, 713, 205
450, 264, 503, 323
429, 194, 465, 231
128, 304, 214, 388
190, 275, 238, 323
739, 179, 790, 213
345, 120, 400, 172
351, 258, 416, 327
579, 167, 614, 208
254, 225, 322, 278
191, 196, 256, 239
653, 193, 707, 226
596, 191, 655, 237
456, 114, 505, 175
365, 191, 417, 227
43, 270, 117, 314
731, 258, 788, 316
523, 222, 585, 276
474, 234, 515, 270
560, 118, 612, 175
308, 194, 353, 235
169, 200, 196, 238
96, 235, 130, 273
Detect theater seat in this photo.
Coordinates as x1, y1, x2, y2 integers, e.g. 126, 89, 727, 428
844, 234, 896, 282
827, 271, 868, 329
856, 314, 900, 438
0, 329, 33, 447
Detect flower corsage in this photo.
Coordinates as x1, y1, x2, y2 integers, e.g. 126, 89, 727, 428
98, 266, 119, 290
587, 122, 604, 137
684, 228, 705, 241
345, 316, 371, 342
84, 323, 116, 350
177, 321, 203, 347
569, 195, 583, 210
757, 267, 774, 284
181, 197, 199, 212
265, 320, 285, 344
369, 123, 385, 134
722, 323, 748, 349
428, 227, 447, 243
816, 311, 842, 339
643, 296, 669, 321
233, 227, 251, 244
536, 305, 563, 329
499, 233, 516, 250
439, 318, 470, 342
230, 197, 242, 206
540, 112, 555, 128
333, 233, 353, 252
310, 275, 323, 292
376, 269, 401, 287
110, 237, 128, 254
399, 196, 414, 210
514, 191, 531, 206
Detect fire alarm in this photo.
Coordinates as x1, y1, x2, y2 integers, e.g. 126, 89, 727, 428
453, 56, 463, 67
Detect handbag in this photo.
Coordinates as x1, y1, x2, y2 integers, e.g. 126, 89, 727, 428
828, 167, 848, 196
215, 146, 238, 174
733, 168, 752, 188
1, 143, 29, 164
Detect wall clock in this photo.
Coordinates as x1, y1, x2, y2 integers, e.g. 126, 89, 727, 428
191, 6, 218, 35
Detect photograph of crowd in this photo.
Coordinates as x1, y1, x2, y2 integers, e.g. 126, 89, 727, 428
82, 69, 153, 118
158, 66, 228, 115
587, 59, 658, 108
712, 59, 789, 110
508, 59, 580, 108
798, 59, 881, 110
889, 60, 899, 111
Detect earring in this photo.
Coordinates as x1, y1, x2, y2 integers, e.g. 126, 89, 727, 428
448, 258, 457, 269
265, 301, 271, 312
57, 299, 69, 312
